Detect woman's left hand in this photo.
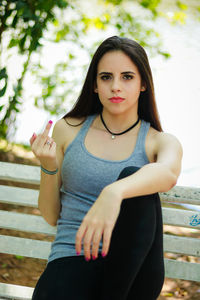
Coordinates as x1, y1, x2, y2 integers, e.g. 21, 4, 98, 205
75, 186, 122, 261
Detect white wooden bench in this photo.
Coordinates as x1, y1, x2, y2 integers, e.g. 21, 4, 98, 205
0, 161, 200, 300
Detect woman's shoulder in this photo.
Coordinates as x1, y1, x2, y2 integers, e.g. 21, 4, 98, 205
148, 127, 182, 153
145, 126, 182, 162
52, 116, 86, 153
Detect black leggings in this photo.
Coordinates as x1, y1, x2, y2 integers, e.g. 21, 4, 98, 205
32, 166, 165, 300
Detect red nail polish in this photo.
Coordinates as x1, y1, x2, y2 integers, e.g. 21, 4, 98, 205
76, 251, 80, 256
49, 120, 53, 124
102, 252, 107, 257
92, 255, 97, 260
85, 257, 90, 262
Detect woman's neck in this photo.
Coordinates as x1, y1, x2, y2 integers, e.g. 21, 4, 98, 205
100, 110, 139, 133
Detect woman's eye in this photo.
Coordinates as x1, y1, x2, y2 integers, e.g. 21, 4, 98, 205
101, 75, 111, 80
123, 74, 133, 80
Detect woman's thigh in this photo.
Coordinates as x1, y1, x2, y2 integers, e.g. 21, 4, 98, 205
32, 256, 104, 300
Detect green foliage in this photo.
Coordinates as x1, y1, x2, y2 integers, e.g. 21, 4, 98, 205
176, 1, 188, 11
2, 263, 7, 268
15, 255, 24, 260
0, 68, 8, 97
140, 0, 161, 16
104, 0, 124, 5
0, 0, 69, 52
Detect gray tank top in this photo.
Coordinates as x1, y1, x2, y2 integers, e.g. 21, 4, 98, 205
48, 114, 150, 262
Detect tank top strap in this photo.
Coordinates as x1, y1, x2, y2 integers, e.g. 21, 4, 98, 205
74, 114, 97, 143
132, 119, 150, 156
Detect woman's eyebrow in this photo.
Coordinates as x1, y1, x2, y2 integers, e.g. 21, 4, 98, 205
98, 71, 136, 75
122, 71, 136, 75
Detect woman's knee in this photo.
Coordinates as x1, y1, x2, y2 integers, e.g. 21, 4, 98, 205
118, 166, 140, 180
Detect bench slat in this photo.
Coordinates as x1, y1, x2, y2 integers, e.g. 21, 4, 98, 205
164, 258, 200, 282
1, 184, 200, 209
164, 235, 200, 257
161, 185, 200, 205
0, 235, 51, 259
162, 207, 200, 229
0, 184, 200, 211
0, 208, 199, 237
0, 234, 199, 259
0, 210, 56, 235
0, 282, 33, 300
0, 185, 38, 207
161, 195, 200, 205
0, 162, 40, 185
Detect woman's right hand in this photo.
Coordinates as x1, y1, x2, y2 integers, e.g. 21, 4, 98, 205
30, 120, 58, 171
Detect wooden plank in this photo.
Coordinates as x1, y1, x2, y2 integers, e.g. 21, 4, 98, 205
163, 234, 200, 257
1, 234, 199, 260
0, 282, 33, 300
0, 162, 40, 185
160, 186, 200, 205
0, 235, 51, 259
164, 258, 200, 282
0, 210, 56, 235
162, 207, 200, 229
1, 207, 200, 237
0, 183, 199, 210
0, 185, 38, 207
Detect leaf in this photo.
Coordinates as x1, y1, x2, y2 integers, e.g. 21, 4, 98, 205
8, 38, 19, 48
0, 68, 8, 97
173, 11, 187, 24
163, 292, 174, 297
0, 105, 5, 112
15, 255, 24, 260
176, 1, 188, 11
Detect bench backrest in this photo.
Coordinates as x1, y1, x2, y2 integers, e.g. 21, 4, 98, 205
0, 161, 200, 285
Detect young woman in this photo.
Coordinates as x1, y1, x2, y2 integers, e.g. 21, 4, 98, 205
30, 36, 182, 300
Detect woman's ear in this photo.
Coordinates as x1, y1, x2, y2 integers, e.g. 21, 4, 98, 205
94, 85, 98, 93
140, 82, 146, 92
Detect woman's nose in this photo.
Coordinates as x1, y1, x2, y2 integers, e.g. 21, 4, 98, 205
111, 78, 121, 92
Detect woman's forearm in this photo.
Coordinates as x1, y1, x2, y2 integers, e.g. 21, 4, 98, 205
38, 171, 61, 226
107, 163, 177, 201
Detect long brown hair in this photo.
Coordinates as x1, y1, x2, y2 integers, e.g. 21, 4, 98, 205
64, 36, 162, 131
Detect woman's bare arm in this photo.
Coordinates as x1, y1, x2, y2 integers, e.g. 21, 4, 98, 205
107, 132, 183, 199
30, 120, 64, 226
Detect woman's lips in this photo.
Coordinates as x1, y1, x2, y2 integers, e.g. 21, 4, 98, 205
109, 97, 125, 103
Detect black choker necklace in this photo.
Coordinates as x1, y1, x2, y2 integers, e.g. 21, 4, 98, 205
100, 113, 140, 140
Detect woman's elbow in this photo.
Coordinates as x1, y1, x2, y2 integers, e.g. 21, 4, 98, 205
38, 205, 59, 226
162, 172, 177, 192
169, 174, 177, 190
43, 214, 58, 227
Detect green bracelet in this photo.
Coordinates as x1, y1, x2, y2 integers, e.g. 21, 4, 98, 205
41, 165, 58, 175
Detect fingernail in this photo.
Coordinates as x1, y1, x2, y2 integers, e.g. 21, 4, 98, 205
76, 251, 80, 256
32, 133, 36, 137
92, 255, 97, 260
85, 257, 90, 262
102, 252, 107, 257
49, 120, 53, 124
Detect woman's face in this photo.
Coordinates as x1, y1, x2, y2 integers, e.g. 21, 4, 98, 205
95, 50, 145, 116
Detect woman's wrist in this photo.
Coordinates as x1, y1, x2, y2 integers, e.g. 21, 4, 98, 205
103, 183, 123, 205
41, 165, 58, 175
